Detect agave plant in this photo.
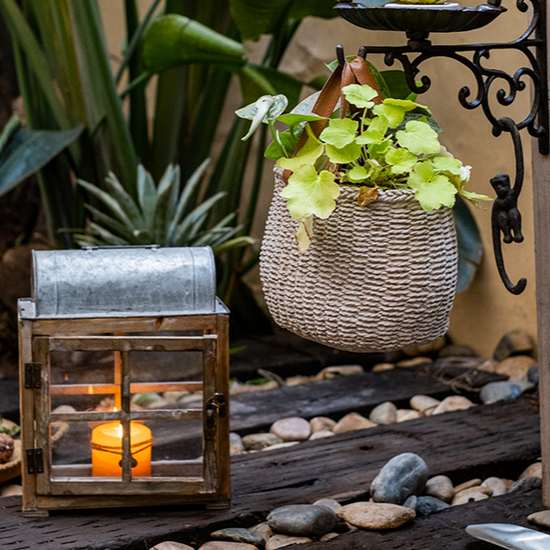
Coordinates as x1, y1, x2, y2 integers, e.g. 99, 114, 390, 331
75, 160, 253, 253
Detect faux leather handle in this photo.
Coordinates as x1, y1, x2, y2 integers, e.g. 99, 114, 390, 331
282, 56, 383, 184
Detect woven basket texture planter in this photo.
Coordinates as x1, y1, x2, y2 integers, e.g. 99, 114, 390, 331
260, 168, 459, 353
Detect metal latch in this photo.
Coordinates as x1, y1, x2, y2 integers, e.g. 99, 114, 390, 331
26, 449, 44, 474
204, 393, 227, 436
24, 363, 41, 389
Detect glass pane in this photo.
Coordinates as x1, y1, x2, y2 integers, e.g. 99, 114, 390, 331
148, 418, 203, 478
50, 350, 117, 413
129, 350, 203, 411
50, 420, 95, 480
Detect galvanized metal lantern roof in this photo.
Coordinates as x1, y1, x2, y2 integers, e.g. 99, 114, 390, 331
22, 246, 220, 319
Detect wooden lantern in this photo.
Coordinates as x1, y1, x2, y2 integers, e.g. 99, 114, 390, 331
18, 246, 230, 517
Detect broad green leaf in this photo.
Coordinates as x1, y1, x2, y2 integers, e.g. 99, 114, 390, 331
342, 84, 378, 109
396, 112, 442, 133
279, 165, 340, 219
408, 161, 457, 210
385, 147, 418, 174
380, 70, 418, 100
431, 156, 463, 176
372, 103, 406, 127
454, 195, 484, 293
142, 14, 246, 73
238, 95, 288, 141
277, 134, 324, 171
396, 120, 441, 156
459, 189, 493, 208
326, 141, 362, 164
240, 63, 303, 108
347, 165, 368, 183
0, 125, 83, 197
265, 128, 302, 160
229, 0, 338, 41
296, 215, 313, 252
385, 98, 429, 114
320, 118, 358, 148
356, 115, 389, 145
367, 140, 392, 158
276, 113, 327, 126
236, 94, 288, 122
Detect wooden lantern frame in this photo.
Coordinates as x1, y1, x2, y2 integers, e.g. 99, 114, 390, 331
18, 303, 230, 517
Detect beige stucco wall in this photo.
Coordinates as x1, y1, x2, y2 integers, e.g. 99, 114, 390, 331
100, 2, 539, 358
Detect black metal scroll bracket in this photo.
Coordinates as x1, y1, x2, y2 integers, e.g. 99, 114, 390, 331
349, 0, 548, 294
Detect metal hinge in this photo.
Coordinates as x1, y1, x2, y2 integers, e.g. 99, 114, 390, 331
204, 393, 227, 436
24, 363, 41, 389
26, 448, 44, 475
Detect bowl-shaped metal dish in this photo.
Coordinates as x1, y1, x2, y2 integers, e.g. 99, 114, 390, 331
334, 2, 506, 40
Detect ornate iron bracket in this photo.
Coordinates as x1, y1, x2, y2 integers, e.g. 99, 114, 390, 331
342, 0, 548, 294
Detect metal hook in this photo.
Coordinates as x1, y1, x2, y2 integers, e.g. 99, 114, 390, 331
336, 44, 346, 69
490, 117, 527, 294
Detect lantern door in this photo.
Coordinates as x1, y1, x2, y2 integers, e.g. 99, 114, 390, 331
29, 334, 225, 498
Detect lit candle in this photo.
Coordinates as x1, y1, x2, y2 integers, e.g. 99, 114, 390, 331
91, 422, 152, 477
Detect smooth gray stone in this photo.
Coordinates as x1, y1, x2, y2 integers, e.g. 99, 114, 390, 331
480, 380, 534, 404
415, 496, 450, 516
370, 452, 429, 505
267, 504, 337, 538
510, 476, 543, 493
403, 495, 417, 511
210, 528, 266, 549
528, 366, 539, 385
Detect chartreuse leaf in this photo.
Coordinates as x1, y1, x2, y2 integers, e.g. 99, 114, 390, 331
356, 115, 389, 145
296, 215, 313, 252
342, 84, 378, 109
396, 121, 440, 156
276, 131, 324, 171
320, 118, 358, 148
372, 103, 406, 127
347, 165, 368, 183
325, 141, 362, 164
385, 147, 418, 174
460, 189, 493, 208
367, 140, 392, 158
409, 161, 457, 211
386, 98, 429, 114
431, 156, 463, 176
279, 165, 340, 219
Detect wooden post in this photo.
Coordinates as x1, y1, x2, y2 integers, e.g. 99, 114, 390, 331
532, 7, 550, 501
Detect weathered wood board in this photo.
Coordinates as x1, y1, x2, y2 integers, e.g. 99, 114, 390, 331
0, 398, 541, 550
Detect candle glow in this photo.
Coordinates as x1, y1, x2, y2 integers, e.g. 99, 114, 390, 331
91, 421, 152, 477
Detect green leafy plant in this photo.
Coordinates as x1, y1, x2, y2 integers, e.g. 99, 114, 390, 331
75, 161, 253, 253
238, 72, 491, 251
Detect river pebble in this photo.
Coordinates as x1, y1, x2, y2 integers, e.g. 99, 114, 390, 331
333, 413, 376, 434
309, 417, 336, 433
370, 453, 429, 504
270, 418, 310, 442
424, 475, 454, 502
396, 409, 421, 422
481, 477, 507, 496
480, 380, 533, 404
199, 543, 258, 550
309, 430, 334, 440
519, 462, 542, 479
210, 528, 265, 549
229, 433, 245, 454
431, 396, 474, 415
242, 433, 283, 451
415, 496, 450, 516
312, 498, 341, 512
454, 479, 481, 492
510, 476, 542, 493
337, 502, 416, 529
315, 366, 363, 379
410, 395, 441, 415
267, 504, 337, 538
149, 543, 195, 550
369, 402, 397, 425
266, 535, 311, 550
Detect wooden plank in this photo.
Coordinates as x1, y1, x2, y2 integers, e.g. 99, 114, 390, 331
0, 399, 540, 550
